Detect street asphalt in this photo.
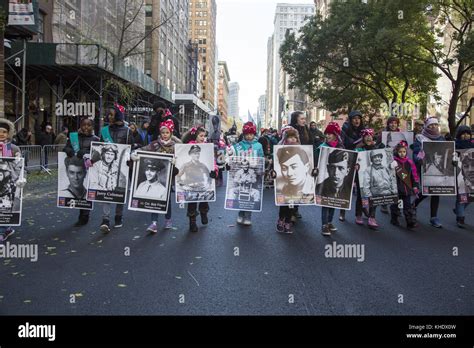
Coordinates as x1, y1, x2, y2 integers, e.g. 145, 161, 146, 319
0, 171, 472, 315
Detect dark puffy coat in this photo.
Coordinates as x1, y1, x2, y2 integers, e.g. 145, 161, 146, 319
101, 123, 133, 145
63, 133, 100, 158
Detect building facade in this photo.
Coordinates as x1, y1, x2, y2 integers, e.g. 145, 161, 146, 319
145, 0, 190, 100
266, 3, 315, 129
217, 61, 230, 129
228, 81, 240, 121
188, 0, 217, 110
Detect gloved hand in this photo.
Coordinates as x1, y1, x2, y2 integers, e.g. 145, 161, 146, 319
416, 150, 425, 160
84, 158, 93, 169
16, 178, 27, 188
311, 168, 319, 177
130, 151, 139, 162
390, 160, 398, 169
172, 167, 179, 176
209, 170, 217, 179
225, 163, 231, 171
355, 163, 360, 171
452, 152, 459, 166
270, 170, 277, 179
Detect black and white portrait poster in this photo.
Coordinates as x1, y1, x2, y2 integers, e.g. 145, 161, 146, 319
315, 147, 358, 210
224, 156, 265, 212
382, 131, 414, 158
0, 157, 24, 226
128, 151, 174, 213
357, 148, 398, 208
57, 152, 93, 210
175, 143, 216, 203
422, 141, 456, 195
273, 145, 315, 205
86, 142, 131, 204
208, 114, 222, 145
456, 149, 474, 203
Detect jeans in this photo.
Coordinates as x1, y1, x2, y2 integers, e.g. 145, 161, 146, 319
238, 211, 252, 220
455, 199, 470, 218
102, 203, 124, 220
322, 207, 335, 225
414, 195, 440, 218
151, 197, 172, 222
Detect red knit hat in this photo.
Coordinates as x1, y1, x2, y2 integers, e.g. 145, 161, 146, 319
360, 128, 374, 138
324, 122, 341, 136
243, 122, 257, 135
160, 119, 175, 133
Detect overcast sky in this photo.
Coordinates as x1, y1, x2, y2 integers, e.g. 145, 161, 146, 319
216, 0, 315, 120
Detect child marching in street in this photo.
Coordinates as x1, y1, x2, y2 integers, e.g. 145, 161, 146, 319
314, 122, 345, 237
132, 119, 181, 233
179, 126, 218, 232
63, 118, 100, 226
453, 125, 473, 228
227, 122, 264, 226
354, 128, 386, 229
390, 141, 419, 228
0, 118, 27, 243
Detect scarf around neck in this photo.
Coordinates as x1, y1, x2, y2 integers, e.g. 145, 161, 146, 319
421, 127, 441, 140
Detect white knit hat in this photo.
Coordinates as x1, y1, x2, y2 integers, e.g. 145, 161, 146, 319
424, 117, 439, 127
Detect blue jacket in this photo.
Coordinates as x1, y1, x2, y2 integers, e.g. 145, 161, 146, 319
233, 138, 264, 158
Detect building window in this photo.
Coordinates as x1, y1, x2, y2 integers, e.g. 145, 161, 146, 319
36, 11, 45, 42
145, 4, 152, 16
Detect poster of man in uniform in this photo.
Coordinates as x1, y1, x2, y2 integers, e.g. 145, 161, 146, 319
86, 142, 131, 204
273, 145, 315, 205
128, 151, 174, 213
209, 115, 226, 170
225, 156, 265, 212
57, 152, 93, 210
315, 147, 358, 210
357, 148, 398, 207
0, 157, 24, 226
455, 149, 474, 202
421, 141, 456, 195
382, 132, 414, 158
175, 143, 216, 203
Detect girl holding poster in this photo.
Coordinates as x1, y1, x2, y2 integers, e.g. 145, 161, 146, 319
133, 119, 181, 233
0, 118, 26, 243
179, 126, 218, 233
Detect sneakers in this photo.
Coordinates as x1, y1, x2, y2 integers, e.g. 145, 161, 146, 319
0, 228, 15, 243
100, 219, 111, 234
355, 216, 364, 225
368, 217, 379, 229
430, 217, 443, 228
407, 222, 418, 229
456, 217, 466, 229
321, 224, 331, 236
380, 205, 389, 214
147, 222, 158, 234
164, 219, 173, 229
276, 219, 285, 233
327, 223, 338, 233
283, 222, 293, 234
236, 216, 244, 225
339, 210, 346, 222
114, 216, 123, 228
201, 213, 208, 225
243, 218, 252, 226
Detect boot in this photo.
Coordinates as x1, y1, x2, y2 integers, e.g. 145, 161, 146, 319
456, 216, 466, 229
189, 215, 198, 233
201, 212, 208, 225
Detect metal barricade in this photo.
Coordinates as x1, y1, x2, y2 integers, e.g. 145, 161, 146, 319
42, 144, 65, 172
18, 145, 43, 171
